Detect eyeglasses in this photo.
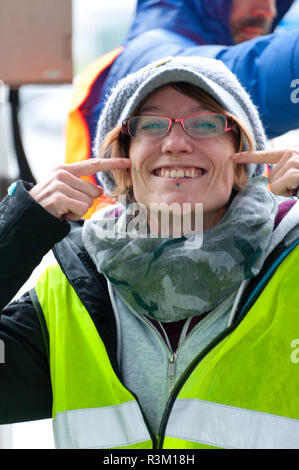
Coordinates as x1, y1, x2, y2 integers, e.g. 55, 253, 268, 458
122, 113, 235, 139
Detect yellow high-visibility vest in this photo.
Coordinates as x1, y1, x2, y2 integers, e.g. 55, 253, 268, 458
32, 244, 299, 449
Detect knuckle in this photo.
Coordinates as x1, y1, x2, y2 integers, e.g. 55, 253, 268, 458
50, 180, 68, 197
51, 192, 65, 206
53, 167, 70, 181
86, 196, 94, 208
54, 163, 68, 172
284, 147, 299, 159
287, 167, 299, 178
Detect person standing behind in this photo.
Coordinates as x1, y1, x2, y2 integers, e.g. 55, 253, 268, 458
230, 0, 278, 43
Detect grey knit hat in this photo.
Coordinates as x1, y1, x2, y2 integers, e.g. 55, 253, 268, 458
94, 56, 266, 194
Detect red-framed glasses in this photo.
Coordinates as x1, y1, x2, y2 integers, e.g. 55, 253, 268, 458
121, 113, 235, 139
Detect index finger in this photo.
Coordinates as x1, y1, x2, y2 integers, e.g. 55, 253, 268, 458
61, 157, 132, 177
231, 149, 285, 165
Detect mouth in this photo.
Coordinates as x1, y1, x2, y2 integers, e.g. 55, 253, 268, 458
242, 26, 264, 36
152, 166, 207, 180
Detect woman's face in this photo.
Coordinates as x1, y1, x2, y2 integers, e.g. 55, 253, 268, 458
128, 85, 238, 230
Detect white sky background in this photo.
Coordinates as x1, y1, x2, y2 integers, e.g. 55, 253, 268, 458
1, 0, 299, 450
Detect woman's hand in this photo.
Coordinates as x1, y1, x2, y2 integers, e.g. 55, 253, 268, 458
232, 147, 299, 197
29, 158, 131, 220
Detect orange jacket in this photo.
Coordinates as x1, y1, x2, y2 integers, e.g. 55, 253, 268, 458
65, 47, 123, 218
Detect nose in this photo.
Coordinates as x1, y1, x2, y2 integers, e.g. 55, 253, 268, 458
161, 121, 193, 156
252, 0, 277, 19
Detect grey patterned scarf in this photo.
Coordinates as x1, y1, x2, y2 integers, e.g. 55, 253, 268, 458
82, 177, 277, 322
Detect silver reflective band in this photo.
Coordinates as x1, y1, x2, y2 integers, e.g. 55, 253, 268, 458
53, 401, 151, 449
166, 398, 299, 449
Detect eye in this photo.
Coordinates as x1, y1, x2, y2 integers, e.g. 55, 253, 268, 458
195, 122, 216, 131
139, 118, 168, 135
142, 122, 164, 130
193, 122, 217, 132
185, 115, 226, 137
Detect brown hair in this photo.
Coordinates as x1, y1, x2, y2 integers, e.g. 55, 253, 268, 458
99, 82, 254, 202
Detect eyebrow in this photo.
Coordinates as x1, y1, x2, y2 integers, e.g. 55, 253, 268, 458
138, 105, 208, 114
138, 105, 163, 114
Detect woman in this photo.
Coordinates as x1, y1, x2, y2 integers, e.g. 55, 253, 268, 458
1, 56, 299, 450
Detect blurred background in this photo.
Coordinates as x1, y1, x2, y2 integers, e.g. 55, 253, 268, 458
0, 0, 136, 449
0, 0, 299, 449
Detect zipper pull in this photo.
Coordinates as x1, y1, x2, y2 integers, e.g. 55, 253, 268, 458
168, 353, 177, 393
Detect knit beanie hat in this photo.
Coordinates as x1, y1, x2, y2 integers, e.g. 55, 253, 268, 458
94, 56, 267, 194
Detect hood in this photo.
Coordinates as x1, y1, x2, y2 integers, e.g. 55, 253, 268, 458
124, 0, 295, 46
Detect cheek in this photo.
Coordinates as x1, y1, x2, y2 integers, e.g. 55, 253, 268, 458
128, 142, 143, 182
129, 139, 148, 166
206, 137, 237, 197
209, 136, 236, 174
128, 141, 152, 200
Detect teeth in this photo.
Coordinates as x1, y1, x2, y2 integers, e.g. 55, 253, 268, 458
158, 168, 204, 178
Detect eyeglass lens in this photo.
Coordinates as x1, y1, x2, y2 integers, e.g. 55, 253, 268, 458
127, 114, 227, 138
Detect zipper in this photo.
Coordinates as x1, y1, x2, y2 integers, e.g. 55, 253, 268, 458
141, 316, 179, 394
157, 240, 299, 448
158, 316, 192, 394
114, 288, 191, 395
168, 352, 177, 394
164, 291, 237, 393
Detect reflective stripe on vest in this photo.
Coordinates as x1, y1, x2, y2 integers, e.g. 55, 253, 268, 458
165, 398, 299, 449
54, 402, 152, 449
